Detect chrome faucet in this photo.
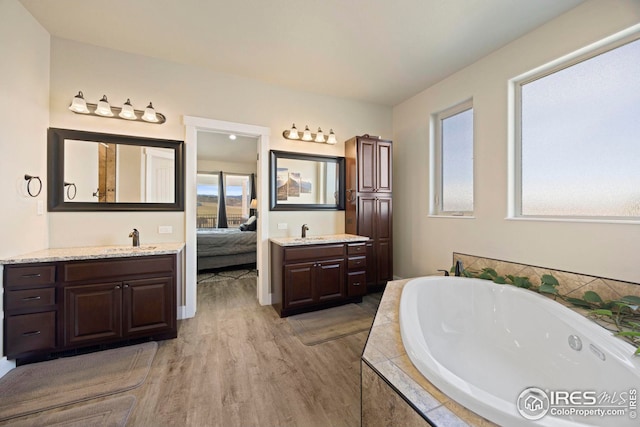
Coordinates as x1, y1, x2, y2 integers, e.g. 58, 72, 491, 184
129, 228, 140, 247
301, 224, 309, 238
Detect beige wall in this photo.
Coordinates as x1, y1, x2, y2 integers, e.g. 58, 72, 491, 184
392, 0, 640, 284
0, 0, 50, 375
48, 38, 391, 246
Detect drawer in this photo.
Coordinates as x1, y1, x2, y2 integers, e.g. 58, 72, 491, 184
62, 255, 175, 282
5, 288, 56, 311
6, 311, 56, 356
347, 256, 366, 269
347, 271, 366, 297
347, 243, 367, 255
284, 244, 345, 263
4, 265, 56, 287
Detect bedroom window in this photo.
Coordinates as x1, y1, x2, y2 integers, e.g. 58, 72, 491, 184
513, 33, 640, 220
197, 172, 252, 229
197, 173, 219, 229
431, 99, 474, 216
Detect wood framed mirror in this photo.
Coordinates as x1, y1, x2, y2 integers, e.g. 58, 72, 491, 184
269, 150, 345, 211
47, 128, 184, 211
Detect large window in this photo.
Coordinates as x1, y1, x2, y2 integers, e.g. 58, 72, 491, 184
515, 35, 640, 219
196, 172, 251, 228
431, 100, 474, 216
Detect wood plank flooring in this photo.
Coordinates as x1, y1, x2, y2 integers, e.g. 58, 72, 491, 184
127, 277, 379, 427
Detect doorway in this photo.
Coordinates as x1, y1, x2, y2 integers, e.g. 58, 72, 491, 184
183, 116, 271, 319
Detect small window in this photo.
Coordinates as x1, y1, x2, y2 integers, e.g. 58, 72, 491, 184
514, 34, 640, 219
196, 173, 219, 229
431, 100, 474, 216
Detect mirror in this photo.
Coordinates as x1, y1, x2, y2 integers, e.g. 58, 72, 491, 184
269, 150, 345, 211
48, 128, 184, 211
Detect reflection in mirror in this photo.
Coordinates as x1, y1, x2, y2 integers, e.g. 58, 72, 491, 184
48, 128, 184, 212
270, 150, 345, 211
64, 139, 175, 203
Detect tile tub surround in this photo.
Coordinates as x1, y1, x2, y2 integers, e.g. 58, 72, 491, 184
361, 279, 496, 427
270, 233, 369, 246
0, 242, 185, 264
453, 253, 640, 304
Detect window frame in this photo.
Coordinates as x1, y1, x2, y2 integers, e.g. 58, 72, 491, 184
510, 28, 640, 222
430, 98, 475, 217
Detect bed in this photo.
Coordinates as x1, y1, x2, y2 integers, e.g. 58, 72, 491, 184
197, 228, 257, 271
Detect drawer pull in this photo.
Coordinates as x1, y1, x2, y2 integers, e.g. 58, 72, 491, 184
21, 296, 42, 301
353, 282, 361, 286
22, 330, 41, 337
21, 273, 42, 278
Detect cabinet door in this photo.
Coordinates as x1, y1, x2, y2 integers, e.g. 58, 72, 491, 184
376, 140, 393, 192
357, 139, 377, 193
284, 262, 315, 309
357, 196, 376, 238
316, 259, 345, 302
64, 282, 122, 346
123, 277, 174, 337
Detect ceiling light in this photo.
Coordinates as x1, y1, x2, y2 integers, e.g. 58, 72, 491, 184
229, 134, 237, 140
95, 95, 114, 117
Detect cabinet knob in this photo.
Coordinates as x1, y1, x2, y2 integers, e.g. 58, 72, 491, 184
124, 284, 129, 288
115, 285, 121, 289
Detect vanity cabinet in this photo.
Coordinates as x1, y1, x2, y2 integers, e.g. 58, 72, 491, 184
345, 134, 393, 289
271, 240, 367, 317
3, 254, 177, 360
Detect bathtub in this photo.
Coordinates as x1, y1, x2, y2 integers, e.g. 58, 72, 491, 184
400, 276, 640, 427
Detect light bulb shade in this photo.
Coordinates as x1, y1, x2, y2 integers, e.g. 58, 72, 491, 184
69, 91, 90, 114
142, 102, 159, 122
315, 127, 325, 143
302, 125, 313, 141
250, 198, 258, 209
119, 99, 136, 120
287, 123, 300, 139
326, 129, 337, 145
95, 95, 114, 117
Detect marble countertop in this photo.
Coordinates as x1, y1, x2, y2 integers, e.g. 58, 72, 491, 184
363, 279, 495, 427
1, 242, 185, 265
270, 233, 369, 247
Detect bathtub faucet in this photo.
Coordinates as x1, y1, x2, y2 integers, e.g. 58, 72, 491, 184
454, 260, 464, 277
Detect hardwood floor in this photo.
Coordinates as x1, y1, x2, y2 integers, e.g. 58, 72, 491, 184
127, 277, 378, 427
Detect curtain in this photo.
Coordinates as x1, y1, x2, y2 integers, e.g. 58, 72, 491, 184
249, 173, 257, 217
217, 171, 228, 228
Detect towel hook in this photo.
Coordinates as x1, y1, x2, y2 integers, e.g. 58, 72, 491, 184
24, 174, 42, 197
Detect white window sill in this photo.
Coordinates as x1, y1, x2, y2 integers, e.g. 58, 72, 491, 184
505, 216, 640, 225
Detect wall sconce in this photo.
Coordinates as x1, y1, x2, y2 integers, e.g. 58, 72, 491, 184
283, 123, 338, 145
68, 91, 166, 124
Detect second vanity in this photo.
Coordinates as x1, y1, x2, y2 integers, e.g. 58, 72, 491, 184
270, 234, 369, 317
2, 243, 183, 361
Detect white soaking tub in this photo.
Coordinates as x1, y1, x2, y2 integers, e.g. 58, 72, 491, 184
399, 276, 640, 427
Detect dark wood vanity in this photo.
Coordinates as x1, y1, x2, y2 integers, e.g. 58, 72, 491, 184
3, 248, 180, 361
270, 236, 368, 317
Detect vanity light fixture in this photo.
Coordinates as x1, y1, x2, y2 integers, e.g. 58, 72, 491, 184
68, 91, 166, 124
282, 123, 338, 144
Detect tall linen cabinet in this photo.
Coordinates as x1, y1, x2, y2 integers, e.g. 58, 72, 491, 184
345, 135, 393, 290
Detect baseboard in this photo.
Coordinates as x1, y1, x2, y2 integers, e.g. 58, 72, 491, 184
0, 357, 15, 378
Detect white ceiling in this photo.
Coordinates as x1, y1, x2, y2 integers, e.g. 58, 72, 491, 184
20, 0, 583, 106
197, 132, 257, 164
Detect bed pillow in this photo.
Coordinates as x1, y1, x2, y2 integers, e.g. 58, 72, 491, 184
239, 216, 257, 231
